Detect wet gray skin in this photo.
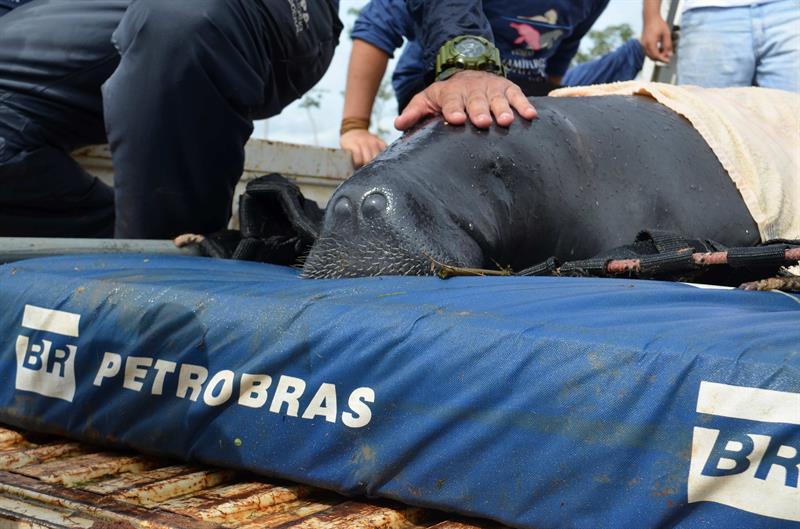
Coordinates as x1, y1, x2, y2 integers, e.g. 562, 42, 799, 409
302, 96, 759, 279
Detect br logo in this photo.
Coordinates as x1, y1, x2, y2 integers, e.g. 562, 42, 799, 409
15, 304, 80, 402
688, 381, 800, 522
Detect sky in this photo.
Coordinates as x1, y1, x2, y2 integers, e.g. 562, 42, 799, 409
254, 0, 645, 148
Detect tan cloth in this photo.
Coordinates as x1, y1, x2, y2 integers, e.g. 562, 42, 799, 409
551, 81, 800, 241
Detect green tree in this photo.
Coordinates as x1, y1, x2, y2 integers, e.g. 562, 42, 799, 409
573, 23, 634, 65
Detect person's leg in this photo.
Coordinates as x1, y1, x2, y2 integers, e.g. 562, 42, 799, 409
753, 0, 800, 92
677, 6, 756, 87
105, 0, 341, 238
0, 0, 130, 237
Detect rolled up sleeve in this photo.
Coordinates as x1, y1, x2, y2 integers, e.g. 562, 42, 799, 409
352, 0, 414, 58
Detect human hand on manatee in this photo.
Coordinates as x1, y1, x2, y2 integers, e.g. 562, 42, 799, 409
394, 70, 537, 131
340, 129, 387, 169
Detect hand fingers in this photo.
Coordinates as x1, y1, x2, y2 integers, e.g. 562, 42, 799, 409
506, 84, 537, 120
641, 33, 657, 60
340, 137, 364, 169
395, 93, 430, 130
465, 89, 492, 128
661, 29, 674, 59
643, 28, 672, 62
440, 91, 468, 125
365, 140, 384, 164
351, 145, 364, 169
488, 89, 514, 127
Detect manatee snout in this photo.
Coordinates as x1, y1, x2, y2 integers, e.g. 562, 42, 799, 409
301, 181, 482, 279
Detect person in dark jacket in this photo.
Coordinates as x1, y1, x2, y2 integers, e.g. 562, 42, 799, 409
0, 0, 342, 238
340, 0, 610, 167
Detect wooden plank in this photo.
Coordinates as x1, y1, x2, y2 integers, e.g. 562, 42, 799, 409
17, 453, 162, 486
0, 443, 86, 471
81, 465, 199, 495
275, 501, 437, 529
113, 470, 236, 508
0, 422, 506, 529
160, 481, 311, 519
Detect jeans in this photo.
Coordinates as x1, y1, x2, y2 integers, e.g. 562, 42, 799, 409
0, 0, 341, 238
678, 0, 800, 91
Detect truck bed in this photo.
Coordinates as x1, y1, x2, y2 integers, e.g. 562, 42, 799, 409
0, 425, 505, 529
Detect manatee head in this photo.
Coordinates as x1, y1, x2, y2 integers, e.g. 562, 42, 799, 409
302, 121, 487, 278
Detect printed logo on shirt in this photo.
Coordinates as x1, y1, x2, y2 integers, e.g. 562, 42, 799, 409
510, 9, 564, 52
688, 381, 800, 522
15, 305, 80, 402
287, 0, 310, 34
502, 9, 569, 78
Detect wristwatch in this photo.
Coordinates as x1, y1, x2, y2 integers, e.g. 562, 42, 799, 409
434, 35, 505, 82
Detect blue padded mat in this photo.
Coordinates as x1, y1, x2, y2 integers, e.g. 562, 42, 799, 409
0, 254, 798, 528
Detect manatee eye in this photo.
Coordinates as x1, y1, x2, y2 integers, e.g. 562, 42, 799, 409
361, 192, 387, 218
333, 196, 352, 218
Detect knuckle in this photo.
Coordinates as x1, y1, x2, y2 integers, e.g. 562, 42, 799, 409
466, 92, 487, 107
489, 93, 508, 105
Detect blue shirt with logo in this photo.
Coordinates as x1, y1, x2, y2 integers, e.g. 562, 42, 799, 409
353, 0, 609, 108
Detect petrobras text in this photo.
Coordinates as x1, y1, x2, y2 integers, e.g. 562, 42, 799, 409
688, 381, 800, 521
15, 304, 374, 428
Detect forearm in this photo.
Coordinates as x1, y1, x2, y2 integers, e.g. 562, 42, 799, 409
342, 39, 390, 122
643, 0, 663, 21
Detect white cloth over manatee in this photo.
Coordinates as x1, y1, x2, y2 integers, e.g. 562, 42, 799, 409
551, 81, 800, 242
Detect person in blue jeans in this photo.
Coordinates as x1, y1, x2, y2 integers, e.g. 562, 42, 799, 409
340, 0, 612, 167
643, 0, 800, 91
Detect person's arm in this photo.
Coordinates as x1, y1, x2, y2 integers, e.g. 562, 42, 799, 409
340, 0, 411, 168
340, 39, 389, 168
641, 0, 673, 62
561, 39, 645, 86
395, 0, 536, 131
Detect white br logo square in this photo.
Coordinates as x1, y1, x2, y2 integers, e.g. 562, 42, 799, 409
15, 304, 80, 402
688, 381, 800, 522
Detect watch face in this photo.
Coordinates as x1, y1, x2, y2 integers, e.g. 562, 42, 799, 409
454, 37, 487, 59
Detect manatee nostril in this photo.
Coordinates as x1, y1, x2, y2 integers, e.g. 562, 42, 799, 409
333, 196, 353, 219
361, 192, 387, 218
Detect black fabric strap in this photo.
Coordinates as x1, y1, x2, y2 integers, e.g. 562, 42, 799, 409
727, 245, 791, 268
559, 257, 610, 276
516, 257, 560, 276
637, 248, 694, 275
195, 173, 323, 266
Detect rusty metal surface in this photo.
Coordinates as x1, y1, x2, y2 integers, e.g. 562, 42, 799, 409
0, 425, 510, 529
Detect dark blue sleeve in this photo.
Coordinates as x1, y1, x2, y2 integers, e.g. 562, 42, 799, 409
0, 0, 34, 15
562, 39, 645, 86
546, 0, 610, 78
351, 0, 414, 58
406, 0, 493, 81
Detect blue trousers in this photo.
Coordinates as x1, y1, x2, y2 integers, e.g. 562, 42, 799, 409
0, 0, 341, 238
678, 0, 800, 91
